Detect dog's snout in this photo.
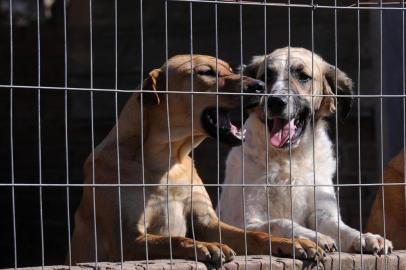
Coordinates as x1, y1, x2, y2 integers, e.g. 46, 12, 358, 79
267, 96, 287, 115
245, 79, 265, 93
241, 79, 265, 109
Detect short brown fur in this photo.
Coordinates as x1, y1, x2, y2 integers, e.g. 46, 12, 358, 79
366, 149, 406, 249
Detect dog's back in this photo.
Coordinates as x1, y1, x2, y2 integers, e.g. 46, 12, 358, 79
366, 149, 406, 249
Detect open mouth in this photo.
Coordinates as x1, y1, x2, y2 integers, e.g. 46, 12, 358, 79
267, 114, 308, 149
201, 107, 247, 146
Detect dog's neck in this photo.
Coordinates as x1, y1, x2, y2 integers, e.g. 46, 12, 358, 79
110, 94, 206, 172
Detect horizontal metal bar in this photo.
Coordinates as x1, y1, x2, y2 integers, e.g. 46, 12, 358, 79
1, 84, 406, 98
0, 182, 405, 187
169, 0, 406, 11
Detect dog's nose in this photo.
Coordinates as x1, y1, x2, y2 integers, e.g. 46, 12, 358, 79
242, 79, 265, 109
267, 96, 287, 115
245, 79, 265, 93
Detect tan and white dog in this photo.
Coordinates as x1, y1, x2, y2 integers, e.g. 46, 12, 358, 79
70, 54, 324, 265
218, 47, 393, 255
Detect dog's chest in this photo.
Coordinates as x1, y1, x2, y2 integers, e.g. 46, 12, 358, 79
247, 164, 312, 221
245, 151, 332, 223
147, 193, 189, 237
139, 164, 198, 237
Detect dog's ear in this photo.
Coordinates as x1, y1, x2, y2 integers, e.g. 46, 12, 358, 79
240, 55, 265, 79
139, 68, 163, 105
323, 65, 353, 121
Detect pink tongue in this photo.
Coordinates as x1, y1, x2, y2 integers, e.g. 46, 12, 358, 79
269, 118, 297, 148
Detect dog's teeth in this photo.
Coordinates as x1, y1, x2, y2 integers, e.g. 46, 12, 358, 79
235, 130, 243, 140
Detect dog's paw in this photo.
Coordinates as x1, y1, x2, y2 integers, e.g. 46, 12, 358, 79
313, 234, 337, 252
271, 237, 326, 261
352, 232, 393, 255
192, 241, 236, 264
295, 238, 327, 260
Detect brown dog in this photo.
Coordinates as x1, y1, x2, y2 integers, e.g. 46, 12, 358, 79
69, 55, 324, 264
366, 148, 406, 249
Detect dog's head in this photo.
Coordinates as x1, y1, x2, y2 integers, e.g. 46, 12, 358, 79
243, 47, 353, 150
140, 54, 264, 146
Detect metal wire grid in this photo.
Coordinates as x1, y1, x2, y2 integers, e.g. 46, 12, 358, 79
3, 0, 406, 270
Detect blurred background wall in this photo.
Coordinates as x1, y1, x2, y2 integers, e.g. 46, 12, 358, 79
0, 0, 404, 267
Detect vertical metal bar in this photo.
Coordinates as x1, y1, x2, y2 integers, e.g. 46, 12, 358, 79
356, 0, 364, 268
333, 0, 342, 268
402, 0, 406, 224
63, 0, 72, 267
89, 0, 98, 265
379, 0, 388, 267
36, 0, 45, 268
310, 1, 319, 269
239, 1, 248, 267
114, 0, 124, 268
287, 1, 295, 267
139, 0, 150, 267
188, 1, 199, 265
263, 1, 273, 269
9, 0, 17, 268
214, 2, 224, 269
164, 1, 174, 267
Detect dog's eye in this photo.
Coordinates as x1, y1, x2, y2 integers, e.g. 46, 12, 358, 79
262, 69, 277, 84
298, 72, 312, 83
196, 68, 217, 77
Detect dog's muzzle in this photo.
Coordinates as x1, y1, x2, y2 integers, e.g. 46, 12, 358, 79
201, 78, 265, 147
264, 95, 310, 149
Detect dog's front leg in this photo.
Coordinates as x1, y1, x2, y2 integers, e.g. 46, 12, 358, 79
247, 218, 338, 253
317, 218, 393, 255
126, 234, 236, 264
309, 190, 393, 254
195, 217, 325, 260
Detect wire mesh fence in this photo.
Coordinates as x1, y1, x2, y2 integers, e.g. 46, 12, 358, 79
0, 0, 405, 269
